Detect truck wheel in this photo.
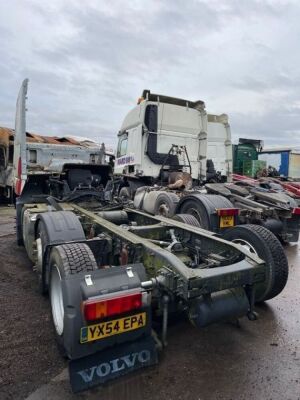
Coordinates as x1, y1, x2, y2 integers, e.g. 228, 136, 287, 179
49, 243, 97, 357
36, 220, 50, 295
177, 198, 211, 229
223, 225, 288, 302
154, 192, 179, 217
173, 213, 201, 227
16, 205, 25, 246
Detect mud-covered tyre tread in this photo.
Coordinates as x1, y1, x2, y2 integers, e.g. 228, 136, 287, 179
55, 243, 98, 276
202, 194, 234, 209
250, 225, 288, 301
224, 224, 288, 302
173, 213, 201, 227
49, 243, 97, 358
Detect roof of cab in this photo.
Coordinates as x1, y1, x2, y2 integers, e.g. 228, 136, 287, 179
140, 89, 205, 110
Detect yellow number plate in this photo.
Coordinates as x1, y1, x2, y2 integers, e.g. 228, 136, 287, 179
220, 215, 234, 228
80, 312, 146, 343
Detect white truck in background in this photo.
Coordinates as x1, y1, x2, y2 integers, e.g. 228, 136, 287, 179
114, 90, 232, 194
207, 113, 232, 179
114, 90, 300, 243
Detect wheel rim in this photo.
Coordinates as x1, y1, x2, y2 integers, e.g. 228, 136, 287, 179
36, 238, 43, 271
158, 202, 169, 216
50, 264, 64, 336
232, 239, 258, 255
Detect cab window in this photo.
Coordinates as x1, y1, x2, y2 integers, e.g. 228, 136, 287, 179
117, 133, 128, 157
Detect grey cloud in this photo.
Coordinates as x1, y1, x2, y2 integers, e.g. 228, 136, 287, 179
231, 104, 300, 146
232, 73, 300, 92
0, 0, 300, 149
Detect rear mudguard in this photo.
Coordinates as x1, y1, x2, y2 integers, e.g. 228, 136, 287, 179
60, 263, 151, 360
176, 192, 237, 232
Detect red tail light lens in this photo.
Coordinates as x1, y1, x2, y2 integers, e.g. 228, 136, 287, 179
15, 157, 23, 195
216, 208, 239, 217
83, 291, 143, 321
15, 179, 22, 196
292, 207, 300, 215
17, 156, 22, 177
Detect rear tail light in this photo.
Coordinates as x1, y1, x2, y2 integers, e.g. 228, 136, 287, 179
216, 208, 239, 217
17, 156, 22, 177
82, 290, 145, 322
292, 207, 300, 215
15, 179, 22, 196
15, 157, 23, 195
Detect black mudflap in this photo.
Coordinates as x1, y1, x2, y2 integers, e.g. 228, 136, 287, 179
69, 336, 158, 393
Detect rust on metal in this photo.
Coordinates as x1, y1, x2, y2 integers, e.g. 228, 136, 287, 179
0, 127, 13, 147
0, 126, 98, 147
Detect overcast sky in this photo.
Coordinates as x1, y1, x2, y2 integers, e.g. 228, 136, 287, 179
0, 0, 300, 148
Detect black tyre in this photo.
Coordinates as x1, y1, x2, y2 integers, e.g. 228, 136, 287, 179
223, 224, 288, 302
178, 194, 235, 232
178, 198, 211, 229
154, 192, 179, 217
49, 243, 97, 357
173, 213, 201, 227
36, 220, 50, 295
16, 205, 25, 246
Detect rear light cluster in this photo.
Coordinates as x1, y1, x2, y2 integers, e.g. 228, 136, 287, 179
15, 157, 23, 195
216, 208, 239, 217
292, 207, 300, 215
82, 290, 145, 322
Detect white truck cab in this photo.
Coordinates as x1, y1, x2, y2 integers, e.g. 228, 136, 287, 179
207, 113, 232, 180
114, 90, 208, 183
115, 90, 232, 186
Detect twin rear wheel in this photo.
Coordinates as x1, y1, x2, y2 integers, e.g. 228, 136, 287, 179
223, 224, 289, 303
174, 213, 289, 303
175, 194, 289, 303
49, 243, 97, 356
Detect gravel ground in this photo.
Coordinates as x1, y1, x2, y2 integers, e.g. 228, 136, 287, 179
0, 233, 65, 400
0, 208, 65, 400
0, 207, 299, 400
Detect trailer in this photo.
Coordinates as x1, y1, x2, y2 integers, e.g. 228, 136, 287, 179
15, 81, 288, 392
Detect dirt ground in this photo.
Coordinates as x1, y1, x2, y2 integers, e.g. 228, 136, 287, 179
0, 206, 300, 400
0, 208, 65, 400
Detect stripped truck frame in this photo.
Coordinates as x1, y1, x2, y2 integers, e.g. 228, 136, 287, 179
15, 80, 288, 392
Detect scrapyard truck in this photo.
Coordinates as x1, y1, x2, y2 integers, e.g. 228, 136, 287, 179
114, 89, 300, 243
0, 105, 107, 204
15, 80, 288, 392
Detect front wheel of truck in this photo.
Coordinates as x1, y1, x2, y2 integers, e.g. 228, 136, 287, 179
223, 224, 289, 303
49, 243, 97, 357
